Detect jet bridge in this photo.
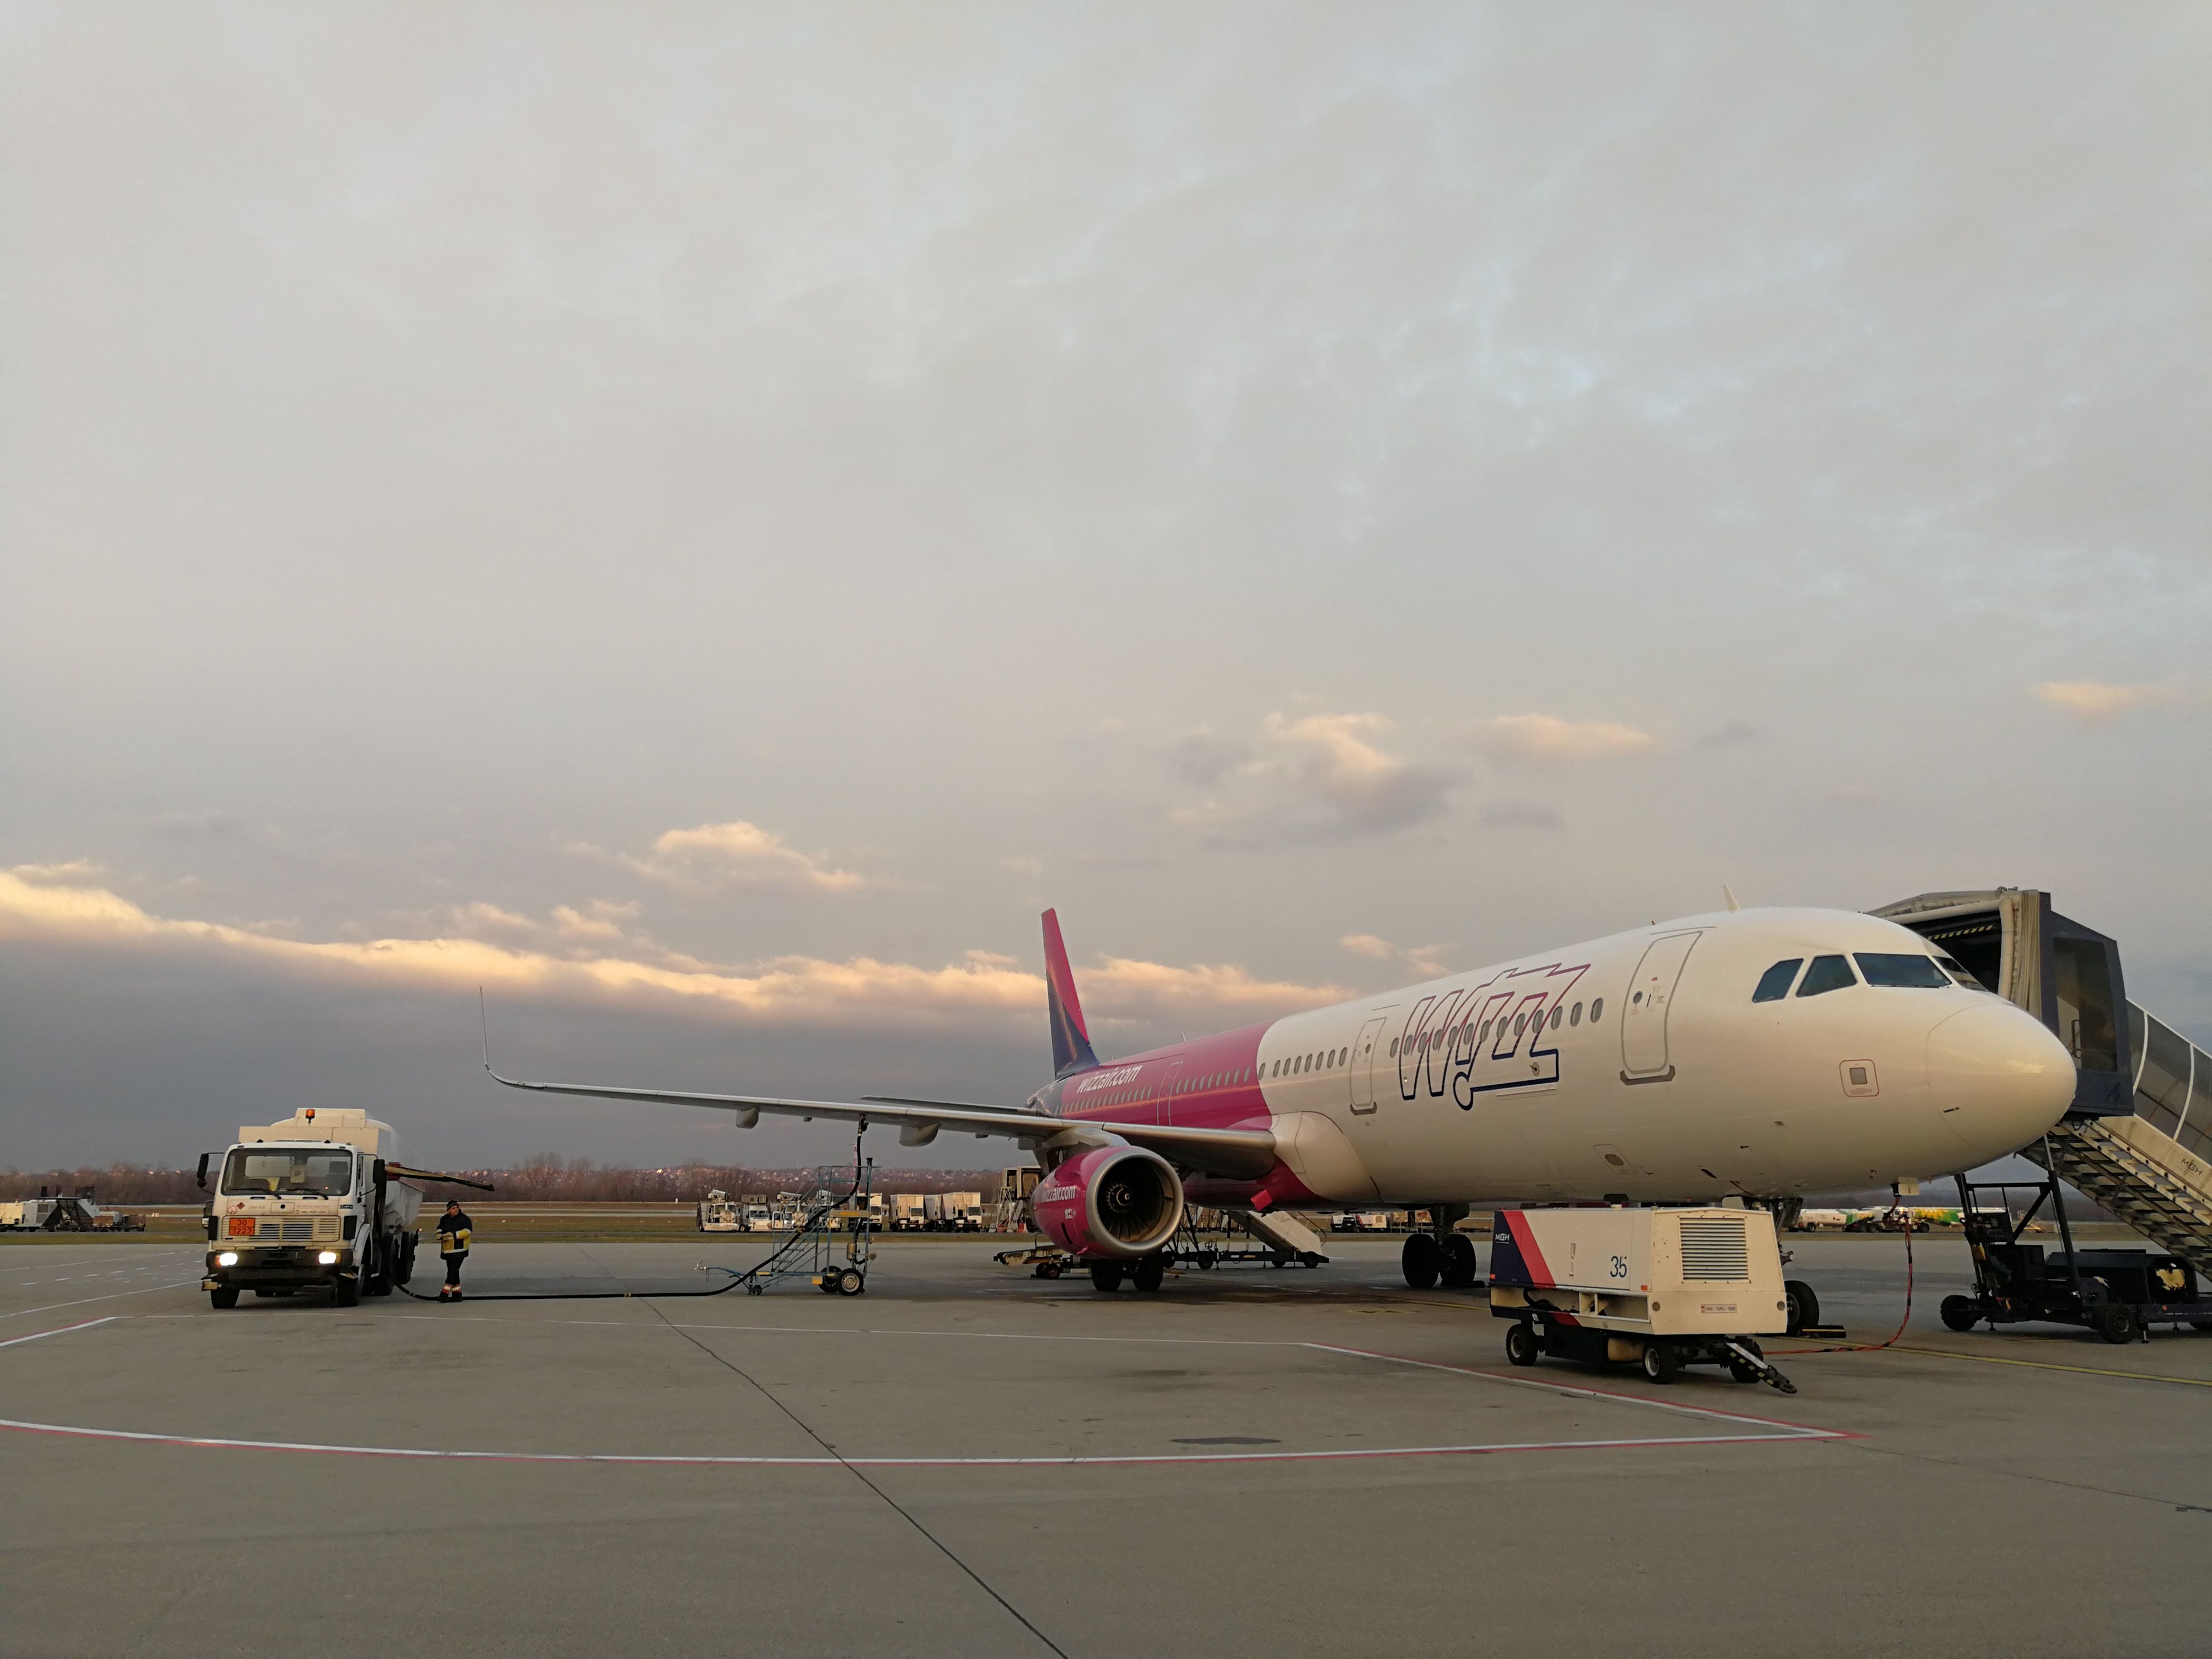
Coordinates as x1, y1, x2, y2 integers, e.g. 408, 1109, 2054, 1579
1875, 890, 2212, 1277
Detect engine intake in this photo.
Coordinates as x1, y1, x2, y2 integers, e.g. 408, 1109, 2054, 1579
1032, 1146, 1183, 1259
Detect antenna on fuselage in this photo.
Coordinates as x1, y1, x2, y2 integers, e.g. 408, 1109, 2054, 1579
1723, 885, 1742, 913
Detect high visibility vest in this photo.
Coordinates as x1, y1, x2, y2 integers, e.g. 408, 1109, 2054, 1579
439, 1226, 471, 1255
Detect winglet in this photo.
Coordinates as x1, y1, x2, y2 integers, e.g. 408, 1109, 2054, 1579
479, 987, 492, 1073
1041, 909, 1100, 1078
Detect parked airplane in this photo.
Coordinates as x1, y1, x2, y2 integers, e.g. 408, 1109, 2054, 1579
486, 905, 2074, 1301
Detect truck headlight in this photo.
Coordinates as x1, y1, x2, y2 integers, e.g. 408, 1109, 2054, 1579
216, 1251, 239, 1267
317, 1250, 338, 1265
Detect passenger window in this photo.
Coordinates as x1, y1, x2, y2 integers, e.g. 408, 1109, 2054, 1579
1550, 1006, 1563, 1031
1797, 954, 1857, 997
1854, 953, 1951, 989
1590, 998, 1603, 1021
1752, 959, 1802, 1003
1570, 1002, 1582, 1026
1389, 1040, 1398, 1058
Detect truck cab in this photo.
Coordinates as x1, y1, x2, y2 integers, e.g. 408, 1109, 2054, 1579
202, 1110, 421, 1309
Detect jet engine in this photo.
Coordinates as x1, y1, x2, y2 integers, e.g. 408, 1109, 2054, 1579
1032, 1145, 1183, 1259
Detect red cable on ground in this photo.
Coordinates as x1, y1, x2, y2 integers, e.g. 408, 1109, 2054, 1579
1774, 1221, 1915, 1356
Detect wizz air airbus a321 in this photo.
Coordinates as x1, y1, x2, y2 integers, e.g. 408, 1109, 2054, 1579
488, 905, 2074, 1298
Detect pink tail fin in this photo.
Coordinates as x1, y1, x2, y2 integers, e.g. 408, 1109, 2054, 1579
1042, 909, 1100, 1078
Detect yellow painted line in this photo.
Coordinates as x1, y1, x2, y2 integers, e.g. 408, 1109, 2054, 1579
1893, 1344, 2212, 1388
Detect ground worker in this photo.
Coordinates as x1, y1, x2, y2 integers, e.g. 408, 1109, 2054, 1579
436, 1198, 473, 1302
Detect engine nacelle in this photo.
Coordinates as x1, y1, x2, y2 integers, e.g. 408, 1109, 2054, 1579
1032, 1145, 1183, 1259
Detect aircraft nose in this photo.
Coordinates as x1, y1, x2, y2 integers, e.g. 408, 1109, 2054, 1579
1925, 1002, 2075, 1159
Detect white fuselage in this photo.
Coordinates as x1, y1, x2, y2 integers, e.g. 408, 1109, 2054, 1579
1056, 907, 2077, 1205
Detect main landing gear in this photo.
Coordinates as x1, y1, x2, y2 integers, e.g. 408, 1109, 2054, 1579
1089, 1255, 1169, 1293
1401, 1207, 1478, 1289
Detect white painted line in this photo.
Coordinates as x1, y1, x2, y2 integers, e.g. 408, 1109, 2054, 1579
0, 1281, 202, 1322
0, 1416, 1827, 1467
0, 1316, 122, 1351
1304, 1342, 1840, 1438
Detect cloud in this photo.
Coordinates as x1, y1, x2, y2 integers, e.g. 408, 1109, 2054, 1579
2034, 680, 2203, 724
8, 859, 107, 884
1167, 727, 1253, 788
622, 821, 872, 892
1337, 931, 1448, 981
0, 867, 1339, 1033
1263, 712, 1458, 832
1694, 722, 1762, 750
1467, 714, 1660, 767
1479, 801, 1565, 830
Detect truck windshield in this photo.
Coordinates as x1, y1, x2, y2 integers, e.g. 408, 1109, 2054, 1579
222, 1149, 353, 1197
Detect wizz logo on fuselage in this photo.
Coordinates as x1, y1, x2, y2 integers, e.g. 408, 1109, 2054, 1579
1396, 962, 1591, 1108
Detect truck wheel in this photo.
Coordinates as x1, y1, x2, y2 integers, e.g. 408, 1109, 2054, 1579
1784, 1279, 1820, 1336
334, 1275, 359, 1308
1089, 1261, 1126, 1293
1133, 1255, 1167, 1293
2092, 1303, 2138, 1345
1940, 1295, 1979, 1332
395, 1234, 416, 1286
1641, 1342, 1681, 1384
209, 1287, 239, 1310
1401, 1232, 1440, 1289
1504, 1322, 1540, 1367
1441, 1233, 1478, 1288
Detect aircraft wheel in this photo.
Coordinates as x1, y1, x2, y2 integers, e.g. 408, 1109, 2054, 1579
1503, 1322, 1540, 1367
1784, 1279, 1820, 1336
1133, 1255, 1166, 1293
209, 1287, 239, 1310
1641, 1342, 1681, 1384
1089, 1261, 1126, 1293
1940, 1295, 1978, 1332
1440, 1233, 1478, 1288
1401, 1232, 1440, 1289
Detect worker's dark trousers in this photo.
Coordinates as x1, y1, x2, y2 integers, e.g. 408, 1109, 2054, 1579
444, 1254, 465, 1288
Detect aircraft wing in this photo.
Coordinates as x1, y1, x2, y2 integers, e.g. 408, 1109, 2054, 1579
483, 1062, 1278, 1180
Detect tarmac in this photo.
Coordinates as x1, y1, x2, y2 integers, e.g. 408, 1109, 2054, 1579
2, 1232, 2208, 1658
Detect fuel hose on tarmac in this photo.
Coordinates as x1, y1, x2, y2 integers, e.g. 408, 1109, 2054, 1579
390, 1171, 864, 1303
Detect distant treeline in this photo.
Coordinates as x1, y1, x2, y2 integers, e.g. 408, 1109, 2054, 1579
1, 1158, 1001, 1206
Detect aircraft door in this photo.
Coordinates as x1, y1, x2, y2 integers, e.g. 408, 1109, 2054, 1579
1348, 1017, 1388, 1115
1621, 932, 1701, 1081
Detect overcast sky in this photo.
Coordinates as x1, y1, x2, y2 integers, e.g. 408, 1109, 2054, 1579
3, 4, 2208, 1172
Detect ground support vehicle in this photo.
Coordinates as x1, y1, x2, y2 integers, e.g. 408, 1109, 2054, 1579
1489, 1206, 1798, 1393
198, 1110, 426, 1308
1942, 1173, 2212, 1343
696, 1190, 741, 1232
1, 1193, 143, 1231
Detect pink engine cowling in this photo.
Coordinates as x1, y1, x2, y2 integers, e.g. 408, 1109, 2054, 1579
1031, 1146, 1184, 1259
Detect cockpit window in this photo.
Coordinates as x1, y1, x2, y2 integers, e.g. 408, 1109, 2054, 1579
1855, 953, 1952, 989
1796, 954, 1857, 997
1936, 953, 1986, 991
1752, 959, 1802, 1003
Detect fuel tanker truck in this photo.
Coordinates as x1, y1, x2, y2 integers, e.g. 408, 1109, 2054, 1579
197, 1108, 488, 1308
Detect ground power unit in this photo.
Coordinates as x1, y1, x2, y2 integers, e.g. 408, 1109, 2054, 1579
1489, 1206, 1798, 1393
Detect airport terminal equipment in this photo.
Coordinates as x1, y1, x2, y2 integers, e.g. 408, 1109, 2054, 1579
198, 1111, 428, 1309
1, 1190, 143, 1231
697, 1190, 741, 1232
1877, 890, 2212, 1280
1489, 1206, 1798, 1393
1941, 1163, 2212, 1343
